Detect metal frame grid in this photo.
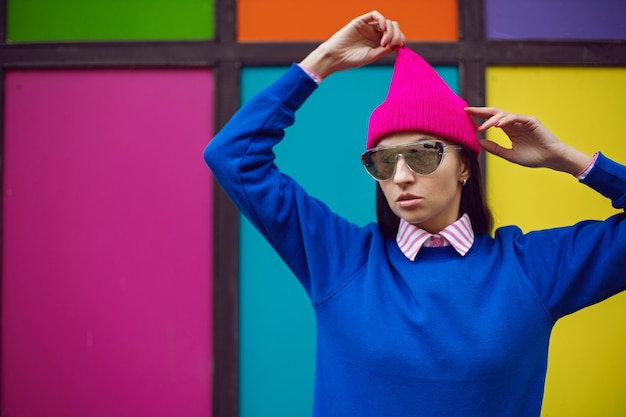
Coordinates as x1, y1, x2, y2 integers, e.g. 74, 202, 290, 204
1, 1, 625, 415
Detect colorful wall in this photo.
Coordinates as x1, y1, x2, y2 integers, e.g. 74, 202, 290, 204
1, 1, 625, 417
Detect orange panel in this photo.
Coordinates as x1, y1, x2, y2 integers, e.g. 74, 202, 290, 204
238, 0, 457, 41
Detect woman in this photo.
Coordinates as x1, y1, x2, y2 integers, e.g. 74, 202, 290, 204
204, 10, 626, 417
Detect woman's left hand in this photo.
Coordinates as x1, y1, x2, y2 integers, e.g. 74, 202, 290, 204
465, 106, 592, 175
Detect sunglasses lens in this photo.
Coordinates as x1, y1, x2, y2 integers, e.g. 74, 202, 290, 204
404, 142, 443, 175
362, 148, 396, 180
362, 141, 445, 180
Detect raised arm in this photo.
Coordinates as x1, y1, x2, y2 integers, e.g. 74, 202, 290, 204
205, 12, 406, 301
465, 106, 593, 176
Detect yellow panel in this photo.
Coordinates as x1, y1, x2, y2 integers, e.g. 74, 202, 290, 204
486, 66, 626, 416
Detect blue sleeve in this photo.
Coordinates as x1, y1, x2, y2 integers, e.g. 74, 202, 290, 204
515, 153, 626, 320
581, 152, 626, 209
204, 64, 374, 303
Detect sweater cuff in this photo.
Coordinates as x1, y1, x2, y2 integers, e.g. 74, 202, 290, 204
265, 63, 319, 112
297, 63, 323, 84
575, 152, 598, 180
581, 152, 626, 209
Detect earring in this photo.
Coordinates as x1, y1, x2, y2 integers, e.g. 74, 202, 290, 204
461, 178, 467, 186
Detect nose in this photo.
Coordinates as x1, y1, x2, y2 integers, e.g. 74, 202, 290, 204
393, 155, 415, 184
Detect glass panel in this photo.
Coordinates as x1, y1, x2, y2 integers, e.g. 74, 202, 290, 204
238, 0, 457, 41
486, 66, 626, 416
2, 69, 214, 416
485, 0, 626, 40
239, 65, 459, 417
6, 0, 214, 42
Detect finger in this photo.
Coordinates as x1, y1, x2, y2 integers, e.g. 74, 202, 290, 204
477, 112, 509, 131
368, 21, 383, 33
380, 19, 396, 47
377, 19, 405, 48
494, 113, 536, 128
358, 11, 386, 38
464, 106, 501, 118
360, 10, 384, 23
364, 10, 386, 33
479, 139, 514, 161
465, 107, 503, 131
466, 107, 537, 130
387, 20, 405, 48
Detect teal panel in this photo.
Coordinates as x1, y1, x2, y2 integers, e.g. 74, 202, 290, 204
239, 64, 459, 417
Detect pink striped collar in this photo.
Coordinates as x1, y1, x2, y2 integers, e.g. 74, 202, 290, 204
396, 214, 474, 260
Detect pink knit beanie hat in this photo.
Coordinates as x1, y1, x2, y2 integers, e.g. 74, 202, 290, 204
367, 47, 480, 156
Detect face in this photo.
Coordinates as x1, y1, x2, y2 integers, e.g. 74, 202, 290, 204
374, 133, 469, 234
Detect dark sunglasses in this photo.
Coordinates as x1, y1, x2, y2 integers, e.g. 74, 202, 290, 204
360, 139, 463, 181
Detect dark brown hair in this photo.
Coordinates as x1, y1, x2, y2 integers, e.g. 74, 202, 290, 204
375, 148, 493, 239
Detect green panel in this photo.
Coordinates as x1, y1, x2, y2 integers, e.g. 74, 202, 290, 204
239, 65, 459, 417
7, 0, 214, 42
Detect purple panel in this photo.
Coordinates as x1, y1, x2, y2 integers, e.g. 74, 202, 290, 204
486, 0, 626, 40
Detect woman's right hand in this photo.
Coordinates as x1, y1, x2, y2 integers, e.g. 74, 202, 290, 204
299, 11, 406, 79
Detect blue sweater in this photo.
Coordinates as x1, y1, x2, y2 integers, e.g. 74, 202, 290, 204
204, 64, 626, 417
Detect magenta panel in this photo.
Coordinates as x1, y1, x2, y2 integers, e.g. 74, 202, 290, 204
2, 69, 213, 416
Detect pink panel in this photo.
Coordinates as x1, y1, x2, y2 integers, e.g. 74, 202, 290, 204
2, 69, 213, 416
